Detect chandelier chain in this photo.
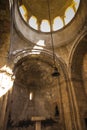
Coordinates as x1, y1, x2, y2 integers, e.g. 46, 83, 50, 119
47, 0, 56, 66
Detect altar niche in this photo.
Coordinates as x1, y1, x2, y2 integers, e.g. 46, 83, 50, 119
7, 115, 60, 130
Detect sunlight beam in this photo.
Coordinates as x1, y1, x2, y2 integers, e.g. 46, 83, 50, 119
36, 40, 45, 46
0, 65, 15, 97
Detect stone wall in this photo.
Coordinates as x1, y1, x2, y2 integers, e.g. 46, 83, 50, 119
0, 0, 11, 130
70, 36, 87, 130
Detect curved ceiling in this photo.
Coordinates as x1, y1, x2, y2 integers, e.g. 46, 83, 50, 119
14, 0, 86, 47
14, 55, 58, 90
19, 0, 73, 20
18, 0, 80, 32
11, 55, 62, 123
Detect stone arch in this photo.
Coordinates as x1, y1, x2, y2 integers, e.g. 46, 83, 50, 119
5, 49, 74, 130
69, 33, 87, 130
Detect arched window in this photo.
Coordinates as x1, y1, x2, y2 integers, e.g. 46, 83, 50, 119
40, 20, 50, 32
29, 92, 33, 100
29, 16, 38, 30
19, 5, 28, 21
53, 17, 64, 31
64, 7, 75, 25
74, 0, 80, 9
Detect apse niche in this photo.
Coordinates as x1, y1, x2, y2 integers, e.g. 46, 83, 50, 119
18, 0, 80, 32
6, 55, 63, 130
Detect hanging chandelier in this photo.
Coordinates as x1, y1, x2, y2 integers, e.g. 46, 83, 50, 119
47, 0, 60, 77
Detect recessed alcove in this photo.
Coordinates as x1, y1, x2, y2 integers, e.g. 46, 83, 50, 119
6, 53, 63, 130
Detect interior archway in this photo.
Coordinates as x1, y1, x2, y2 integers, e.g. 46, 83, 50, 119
70, 34, 87, 130
5, 50, 73, 130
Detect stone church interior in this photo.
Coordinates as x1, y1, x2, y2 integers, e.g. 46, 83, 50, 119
0, 0, 87, 130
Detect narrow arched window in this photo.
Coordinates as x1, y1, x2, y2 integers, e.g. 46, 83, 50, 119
29, 16, 38, 30
53, 17, 64, 31
40, 20, 50, 32
64, 7, 75, 25
19, 5, 28, 21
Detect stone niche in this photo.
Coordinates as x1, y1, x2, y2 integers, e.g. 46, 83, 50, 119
6, 55, 62, 130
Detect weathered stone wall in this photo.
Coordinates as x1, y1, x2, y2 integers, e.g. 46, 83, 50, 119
83, 53, 87, 94
70, 36, 87, 130
0, 0, 11, 130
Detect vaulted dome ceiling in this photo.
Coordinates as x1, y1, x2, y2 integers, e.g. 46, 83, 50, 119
14, 54, 59, 90
13, 0, 86, 47
19, 0, 74, 20
18, 0, 80, 32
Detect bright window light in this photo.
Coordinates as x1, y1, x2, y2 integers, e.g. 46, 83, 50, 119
29, 51, 40, 55
31, 44, 44, 55
29, 92, 33, 100
36, 40, 45, 46
1, 65, 13, 74
74, 0, 80, 10
40, 20, 50, 32
29, 16, 38, 30
53, 17, 64, 31
33, 45, 43, 50
19, 5, 28, 21
0, 65, 15, 97
64, 7, 75, 25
